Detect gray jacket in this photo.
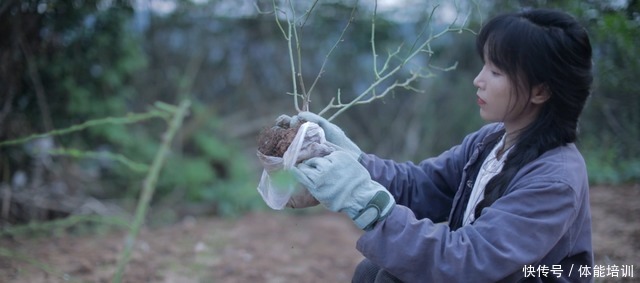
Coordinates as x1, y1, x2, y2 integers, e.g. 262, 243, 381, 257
357, 123, 593, 282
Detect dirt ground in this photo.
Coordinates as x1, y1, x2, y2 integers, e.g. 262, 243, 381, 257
0, 185, 638, 282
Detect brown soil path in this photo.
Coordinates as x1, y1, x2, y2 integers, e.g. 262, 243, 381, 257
0, 185, 638, 282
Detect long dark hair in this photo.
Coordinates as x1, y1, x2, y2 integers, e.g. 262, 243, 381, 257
474, 9, 593, 216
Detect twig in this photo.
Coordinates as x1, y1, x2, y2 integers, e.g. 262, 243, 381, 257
371, 0, 379, 80
306, 1, 359, 104
112, 100, 190, 283
0, 105, 172, 148
300, 0, 319, 28
319, 3, 470, 121
47, 148, 149, 173
285, 8, 302, 112
288, 0, 309, 111
266, 0, 475, 121
258, 1, 302, 111
271, 0, 354, 112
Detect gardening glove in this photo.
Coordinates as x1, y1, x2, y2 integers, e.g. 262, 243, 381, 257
287, 112, 362, 160
275, 114, 294, 128
290, 150, 395, 231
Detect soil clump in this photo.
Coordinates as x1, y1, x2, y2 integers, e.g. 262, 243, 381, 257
257, 120, 304, 157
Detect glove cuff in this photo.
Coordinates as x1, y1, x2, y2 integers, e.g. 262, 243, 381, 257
352, 190, 395, 231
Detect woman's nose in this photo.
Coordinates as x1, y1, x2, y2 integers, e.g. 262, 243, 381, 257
473, 72, 482, 89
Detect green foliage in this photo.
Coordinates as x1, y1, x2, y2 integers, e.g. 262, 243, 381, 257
1, 0, 263, 222
582, 141, 640, 185
160, 156, 215, 197
579, 4, 640, 184
41, 2, 144, 114
187, 128, 264, 215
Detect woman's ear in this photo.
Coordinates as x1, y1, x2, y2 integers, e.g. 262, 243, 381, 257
531, 84, 551, 105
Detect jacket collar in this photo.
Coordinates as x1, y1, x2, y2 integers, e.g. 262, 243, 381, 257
449, 125, 505, 230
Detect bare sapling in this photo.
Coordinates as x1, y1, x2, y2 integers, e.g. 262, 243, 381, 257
256, 0, 473, 158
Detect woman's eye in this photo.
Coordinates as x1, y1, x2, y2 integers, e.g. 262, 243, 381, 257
491, 70, 501, 76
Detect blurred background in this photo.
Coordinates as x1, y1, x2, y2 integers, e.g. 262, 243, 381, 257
1, 0, 639, 222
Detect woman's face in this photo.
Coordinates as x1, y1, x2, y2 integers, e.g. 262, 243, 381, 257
473, 57, 543, 133
473, 58, 519, 123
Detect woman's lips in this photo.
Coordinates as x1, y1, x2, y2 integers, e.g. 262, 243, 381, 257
477, 96, 486, 105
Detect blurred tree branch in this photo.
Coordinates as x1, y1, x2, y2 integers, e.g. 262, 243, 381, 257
263, 0, 472, 121
0, 104, 173, 148
320, 2, 471, 120
258, 0, 357, 113
113, 100, 191, 283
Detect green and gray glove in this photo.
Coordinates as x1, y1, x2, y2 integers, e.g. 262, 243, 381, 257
290, 150, 395, 230
277, 112, 362, 160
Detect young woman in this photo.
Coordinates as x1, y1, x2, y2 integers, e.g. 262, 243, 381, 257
282, 8, 594, 282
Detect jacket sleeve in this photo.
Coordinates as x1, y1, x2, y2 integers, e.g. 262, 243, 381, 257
356, 176, 582, 282
359, 125, 492, 222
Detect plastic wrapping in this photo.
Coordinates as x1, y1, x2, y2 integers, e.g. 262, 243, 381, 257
256, 122, 334, 210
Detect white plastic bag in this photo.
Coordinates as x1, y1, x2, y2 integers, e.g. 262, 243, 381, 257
256, 122, 334, 209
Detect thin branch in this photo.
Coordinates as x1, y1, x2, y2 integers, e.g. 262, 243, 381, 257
371, 0, 379, 79
255, 1, 289, 40
288, 0, 308, 111
378, 43, 405, 76
287, 20, 301, 112
407, 4, 439, 56
0, 106, 171, 148
272, 1, 301, 112
429, 61, 459, 72
300, 0, 320, 28
306, 1, 359, 103
270, 0, 474, 121
264, 1, 304, 112
47, 148, 149, 173
272, 0, 360, 112
112, 100, 190, 283
320, 3, 472, 120
322, 69, 435, 120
